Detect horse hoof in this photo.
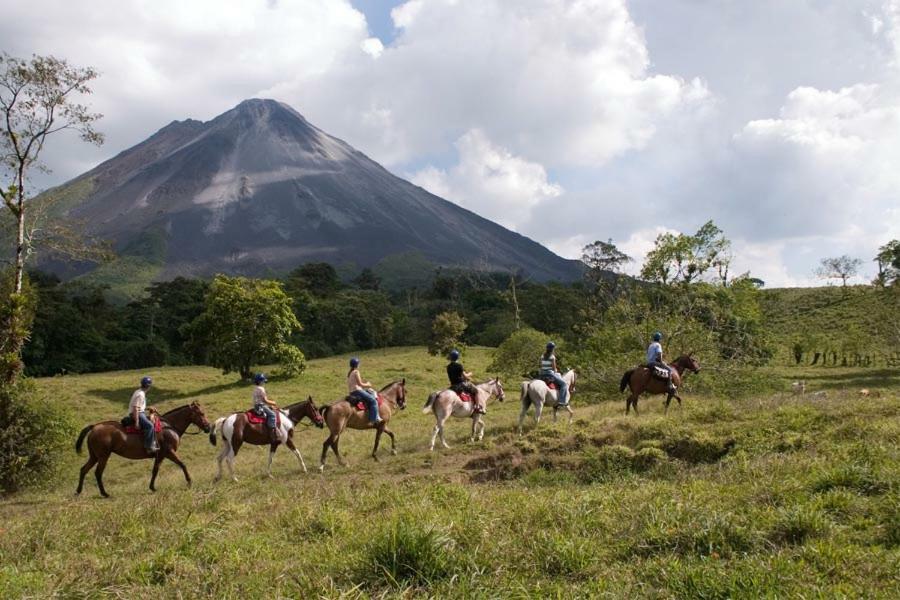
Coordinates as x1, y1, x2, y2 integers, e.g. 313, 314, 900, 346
100, 493, 110, 499
391, 449, 397, 456
318, 465, 325, 473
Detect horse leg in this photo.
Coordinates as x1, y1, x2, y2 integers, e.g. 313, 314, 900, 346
553, 406, 559, 423
228, 438, 242, 482
372, 427, 383, 461
665, 393, 673, 415
266, 445, 277, 478
565, 404, 574, 425
534, 401, 544, 425
430, 421, 440, 451
384, 427, 397, 455
94, 455, 110, 498
286, 437, 307, 474
214, 442, 229, 482
333, 435, 346, 466
470, 414, 477, 443
438, 415, 451, 449
150, 454, 164, 491
518, 397, 530, 435
76, 453, 97, 495
477, 416, 485, 441
164, 449, 191, 488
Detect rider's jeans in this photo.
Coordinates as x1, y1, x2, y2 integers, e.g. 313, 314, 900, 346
137, 412, 156, 449
351, 389, 380, 422
543, 371, 568, 405
259, 406, 277, 429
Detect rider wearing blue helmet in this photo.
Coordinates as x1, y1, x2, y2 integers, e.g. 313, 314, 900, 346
347, 358, 382, 425
128, 375, 158, 454
447, 349, 484, 414
539, 342, 569, 407
647, 332, 676, 394
251, 373, 280, 444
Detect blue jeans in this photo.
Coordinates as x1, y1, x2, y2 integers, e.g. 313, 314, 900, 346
351, 389, 380, 423
258, 406, 277, 429
543, 371, 568, 406
137, 412, 156, 449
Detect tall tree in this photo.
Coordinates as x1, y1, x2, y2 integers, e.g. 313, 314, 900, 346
640, 221, 731, 286
815, 255, 863, 287
874, 240, 900, 286
0, 53, 103, 381
186, 276, 305, 379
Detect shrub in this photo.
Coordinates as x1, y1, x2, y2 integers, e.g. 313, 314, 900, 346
769, 506, 831, 546
661, 434, 735, 464
578, 445, 635, 483
427, 311, 467, 357
360, 519, 456, 588
0, 380, 75, 494
811, 464, 887, 496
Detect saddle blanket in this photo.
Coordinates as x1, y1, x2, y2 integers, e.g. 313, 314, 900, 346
124, 419, 162, 435
458, 392, 472, 403
350, 394, 385, 411
538, 377, 557, 390
245, 410, 281, 427
651, 366, 671, 380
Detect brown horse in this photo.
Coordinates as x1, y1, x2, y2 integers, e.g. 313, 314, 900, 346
319, 379, 407, 471
619, 355, 701, 415
75, 402, 211, 497
210, 397, 324, 481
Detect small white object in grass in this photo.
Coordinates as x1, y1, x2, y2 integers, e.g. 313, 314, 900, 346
791, 381, 806, 395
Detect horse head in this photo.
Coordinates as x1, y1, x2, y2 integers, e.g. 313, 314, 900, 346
380, 379, 407, 410
189, 401, 212, 433
676, 354, 701, 374
494, 377, 505, 402
305, 395, 325, 428
566, 369, 578, 394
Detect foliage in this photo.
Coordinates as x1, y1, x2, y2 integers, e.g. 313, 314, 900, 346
186, 275, 304, 379
360, 518, 455, 588
428, 311, 467, 356
815, 255, 863, 287
0, 270, 35, 381
283, 262, 342, 297
0, 379, 74, 494
640, 220, 731, 285
874, 239, 900, 286
488, 327, 552, 379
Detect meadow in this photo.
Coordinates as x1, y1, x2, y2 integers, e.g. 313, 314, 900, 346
1, 347, 898, 598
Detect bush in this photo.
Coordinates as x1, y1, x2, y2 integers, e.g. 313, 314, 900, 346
427, 311, 467, 357
360, 519, 456, 588
488, 327, 552, 380
0, 380, 75, 494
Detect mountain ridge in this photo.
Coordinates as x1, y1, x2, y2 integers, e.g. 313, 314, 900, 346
42, 98, 584, 283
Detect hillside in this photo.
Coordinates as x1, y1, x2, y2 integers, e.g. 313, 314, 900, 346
35, 99, 582, 289
760, 285, 899, 366
1, 348, 898, 597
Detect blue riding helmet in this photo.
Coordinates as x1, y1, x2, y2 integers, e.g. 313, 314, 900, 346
254, 373, 267, 384
350, 357, 360, 368
546, 341, 556, 350
449, 349, 460, 361
140, 376, 153, 388
652, 332, 662, 342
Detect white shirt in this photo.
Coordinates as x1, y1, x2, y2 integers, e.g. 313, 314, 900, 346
129, 389, 147, 413
647, 342, 663, 364
252, 385, 268, 407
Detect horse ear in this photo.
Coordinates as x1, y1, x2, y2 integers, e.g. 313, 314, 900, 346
402, 378, 406, 385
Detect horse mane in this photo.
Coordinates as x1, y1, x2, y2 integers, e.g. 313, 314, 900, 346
160, 404, 192, 418
378, 380, 402, 392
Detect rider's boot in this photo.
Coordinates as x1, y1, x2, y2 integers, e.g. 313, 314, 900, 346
667, 382, 677, 396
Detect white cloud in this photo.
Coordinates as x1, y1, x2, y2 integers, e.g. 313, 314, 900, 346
409, 129, 562, 230
360, 37, 385, 58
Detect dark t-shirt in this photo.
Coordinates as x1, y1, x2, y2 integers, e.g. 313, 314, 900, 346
447, 362, 464, 385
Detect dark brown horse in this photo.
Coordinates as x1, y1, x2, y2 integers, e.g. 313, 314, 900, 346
319, 379, 407, 471
620, 355, 701, 415
210, 397, 324, 481
75, 402, 211, 497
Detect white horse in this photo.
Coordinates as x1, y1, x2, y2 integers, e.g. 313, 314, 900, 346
518, 369, 577, 435
422, 379, 505, 450
210, 398, 323, 481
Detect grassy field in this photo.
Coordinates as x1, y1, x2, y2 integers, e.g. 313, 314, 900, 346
1, 347, 899, 598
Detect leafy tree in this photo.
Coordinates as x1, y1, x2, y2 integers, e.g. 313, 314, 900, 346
187, 276, 305, 379
488, 327, 552, 379
1, 53, 104, 382
284, 262, 342, 298
428, 311, 467, 356
815, 255, 863, 287
354, 267, 381, 291
640, 221, 731, 286
874, 240, 900, 286
582, 238, 631, 275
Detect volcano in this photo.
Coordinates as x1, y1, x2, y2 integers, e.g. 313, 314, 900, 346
47, 99, 582, 282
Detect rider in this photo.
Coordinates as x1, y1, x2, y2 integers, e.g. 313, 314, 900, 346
647, 332, 677, 395
129, 375, 158, 454
252, 373, 280, 444
539, 342, 569, 407
347, 357, 383, 425
447, 349, 484, 415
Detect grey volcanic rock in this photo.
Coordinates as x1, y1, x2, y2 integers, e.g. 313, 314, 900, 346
57, 99, 582, 281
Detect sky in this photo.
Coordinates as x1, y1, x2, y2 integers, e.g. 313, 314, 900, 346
2, 0, 899, 287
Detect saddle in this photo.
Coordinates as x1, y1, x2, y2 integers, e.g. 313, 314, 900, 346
346, 394, 385, 412
245, 410, 281, 428
649, 365, 671, 380
458, 392, 473, 403
122, 416, 162, 435
539, 375, 557, 390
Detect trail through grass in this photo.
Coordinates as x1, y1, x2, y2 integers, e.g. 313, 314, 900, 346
2, 348, 898, 597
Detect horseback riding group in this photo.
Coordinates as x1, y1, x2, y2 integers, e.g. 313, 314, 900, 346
74, 333, 699, 496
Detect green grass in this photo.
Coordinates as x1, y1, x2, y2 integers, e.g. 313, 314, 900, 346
1, 347, 899, 597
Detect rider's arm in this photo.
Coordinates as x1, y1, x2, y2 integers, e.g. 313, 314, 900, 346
463, 370, 473, 380
551, 356, 558, 372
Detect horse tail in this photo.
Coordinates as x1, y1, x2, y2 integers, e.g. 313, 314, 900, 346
620, 370, 635, 393
75, 425, 94, 455
520, 381, 531, 408
209, 417, 226, 446
422, 391, 438, 414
